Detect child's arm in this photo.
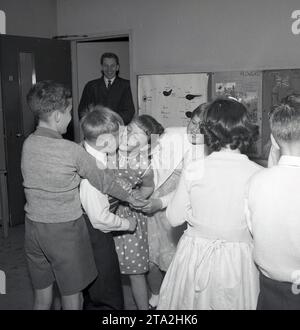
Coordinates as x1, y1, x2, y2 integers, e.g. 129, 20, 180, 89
75, 145, 146, 206
244, 198, 252, 235
160, 191, 175, 208
141, 190, 175, 214
166, 171, 190, 227
80, 180, 136, 232
244, 178, 255, 235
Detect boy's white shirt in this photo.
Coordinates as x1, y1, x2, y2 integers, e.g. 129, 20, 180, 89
245, 155, 300, 282
79, 142, 130, 233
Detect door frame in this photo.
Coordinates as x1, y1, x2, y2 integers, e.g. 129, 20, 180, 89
69, 30, 135, 142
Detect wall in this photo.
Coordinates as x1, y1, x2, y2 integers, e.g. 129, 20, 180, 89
77, 41, 130, 97
56, 0, 300, 105
0, 0, 57, 38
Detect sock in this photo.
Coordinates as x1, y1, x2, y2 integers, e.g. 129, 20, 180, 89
149, 293, 159, 307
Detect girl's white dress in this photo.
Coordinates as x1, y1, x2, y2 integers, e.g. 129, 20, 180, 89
148, 168, 185, 271
157, 151, 262, 310
148, 127, 205, 271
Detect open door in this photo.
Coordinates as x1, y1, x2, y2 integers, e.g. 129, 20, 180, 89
70, 34, 132, 142
0, 35, 72, 226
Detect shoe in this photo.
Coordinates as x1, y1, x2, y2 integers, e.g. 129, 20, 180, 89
149, 294, 159, 309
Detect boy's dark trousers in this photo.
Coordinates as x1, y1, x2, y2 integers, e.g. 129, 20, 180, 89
83, 215, 124, 310
257, 272, 300, 310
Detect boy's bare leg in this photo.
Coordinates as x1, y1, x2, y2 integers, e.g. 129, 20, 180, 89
33, 284, 53, 310
61, 292, 83, 310
129, 274, 149, 310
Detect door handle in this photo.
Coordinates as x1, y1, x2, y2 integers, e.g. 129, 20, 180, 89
16, 133, 22, 138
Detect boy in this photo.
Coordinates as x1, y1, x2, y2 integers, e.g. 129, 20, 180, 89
246, 101, 300, 310
80, 106, 136, 310
22, 81, 144, 310
268, 94, 300, 167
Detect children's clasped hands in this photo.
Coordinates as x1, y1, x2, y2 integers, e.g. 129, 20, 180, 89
140, 198, 163, 214
129, 189, 163, 214
128, 188, 151, 211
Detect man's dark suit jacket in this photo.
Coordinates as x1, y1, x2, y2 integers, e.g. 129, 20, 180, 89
78, 76, 135, 125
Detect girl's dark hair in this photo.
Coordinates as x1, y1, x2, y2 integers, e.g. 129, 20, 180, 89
200, 98, 259, 153
133, 115, 164, 144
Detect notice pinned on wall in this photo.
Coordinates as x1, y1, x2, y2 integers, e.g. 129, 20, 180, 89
0, 10, 6, 34
211, 71, 263, 157
138, 73, 209, 128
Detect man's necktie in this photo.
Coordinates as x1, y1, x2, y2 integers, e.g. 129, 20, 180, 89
107, 80, 112, 89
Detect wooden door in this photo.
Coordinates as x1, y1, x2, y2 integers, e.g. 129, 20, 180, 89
0, 35, 72, 226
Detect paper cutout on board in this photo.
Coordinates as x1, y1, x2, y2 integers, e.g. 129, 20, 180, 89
138, 73, 209, 128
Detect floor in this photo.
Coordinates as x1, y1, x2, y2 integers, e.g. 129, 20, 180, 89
0, 224, 137, 310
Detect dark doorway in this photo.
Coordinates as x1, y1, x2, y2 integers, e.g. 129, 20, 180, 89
0, 35, 72, 226
70, 34, 131, 142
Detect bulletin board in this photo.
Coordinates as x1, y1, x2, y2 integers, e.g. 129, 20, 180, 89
137, 69, 300, 160
138, 73, 209, 128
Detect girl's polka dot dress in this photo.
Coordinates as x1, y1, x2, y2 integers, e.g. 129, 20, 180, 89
113, 155, 150, 275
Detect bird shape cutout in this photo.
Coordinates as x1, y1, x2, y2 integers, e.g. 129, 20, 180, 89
163, 89, 173, 96
178, 94, 203, 100
162, 89, 202, 100
185, 94, 202, 100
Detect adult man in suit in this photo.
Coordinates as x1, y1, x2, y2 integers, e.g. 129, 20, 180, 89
78, 52, 135, 125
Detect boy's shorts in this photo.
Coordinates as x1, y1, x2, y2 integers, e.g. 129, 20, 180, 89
257, 272, 300, 310
25, 216, 97, 296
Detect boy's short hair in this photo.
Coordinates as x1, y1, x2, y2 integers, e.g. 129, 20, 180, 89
27, 81, 71, 120
81, 105, 124, 142
200, 98, 258, 153
100, 52, 119, 65
270, 102, 300, 142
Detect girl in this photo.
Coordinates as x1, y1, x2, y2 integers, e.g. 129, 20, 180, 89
113, 115, 164, 310
142, 104, 207, 308
158, 98, 262, 310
